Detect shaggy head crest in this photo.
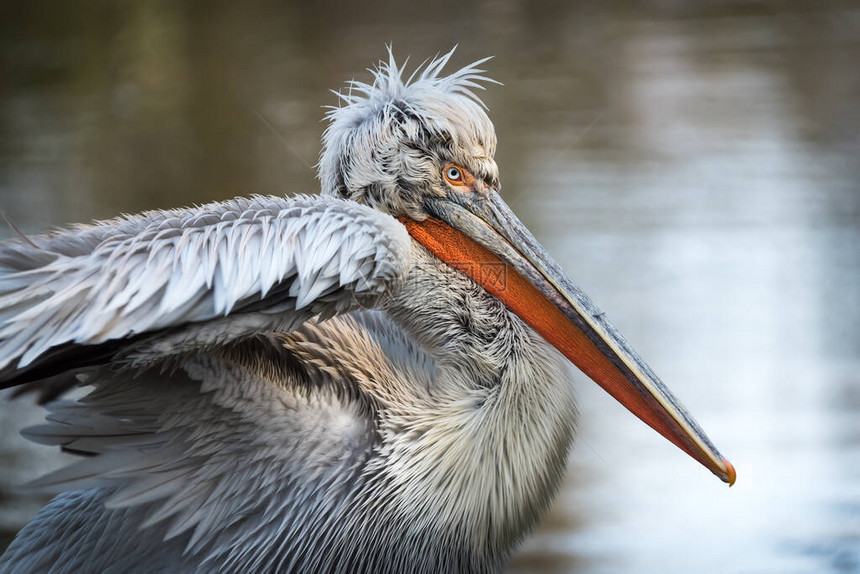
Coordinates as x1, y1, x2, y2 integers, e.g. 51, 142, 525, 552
318, 48, 500, 213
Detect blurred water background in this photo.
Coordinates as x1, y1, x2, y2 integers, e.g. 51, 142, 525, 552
1, 1, 859, 572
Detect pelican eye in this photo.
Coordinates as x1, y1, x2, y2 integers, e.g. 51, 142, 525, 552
443, 164, 468, 186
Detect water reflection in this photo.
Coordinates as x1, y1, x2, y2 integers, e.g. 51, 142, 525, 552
1, 2, 859, 572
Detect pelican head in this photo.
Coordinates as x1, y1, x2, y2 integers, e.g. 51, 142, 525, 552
319, 49, 734, 486
319, 50, 498, 216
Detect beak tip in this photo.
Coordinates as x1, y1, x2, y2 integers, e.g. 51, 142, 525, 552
722, 458, 737, 486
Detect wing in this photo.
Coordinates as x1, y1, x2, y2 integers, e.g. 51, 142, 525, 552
0, 194, 411, 390
0, 197, 424, 570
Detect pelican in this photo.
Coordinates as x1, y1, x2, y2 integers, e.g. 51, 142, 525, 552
0, 50, 734, 573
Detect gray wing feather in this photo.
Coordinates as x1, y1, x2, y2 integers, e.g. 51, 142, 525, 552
4, 332, 382, 571
0, 194, 411, 377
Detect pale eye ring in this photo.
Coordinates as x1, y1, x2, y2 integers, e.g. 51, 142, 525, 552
446, 166, 462, 181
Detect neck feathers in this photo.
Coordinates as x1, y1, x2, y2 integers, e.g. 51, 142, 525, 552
375, 243, 577, 559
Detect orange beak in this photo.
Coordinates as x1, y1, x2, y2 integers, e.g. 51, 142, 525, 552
399, 200, 734, 486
